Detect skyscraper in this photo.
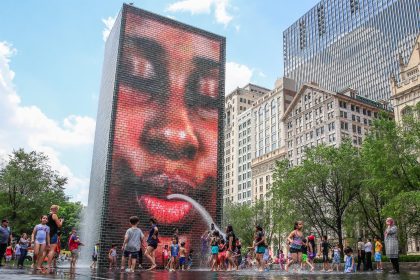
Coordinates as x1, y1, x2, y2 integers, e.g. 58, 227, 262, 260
283, 0, 419, 102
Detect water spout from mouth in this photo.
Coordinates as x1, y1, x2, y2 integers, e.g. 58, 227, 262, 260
167, 193, 225, 239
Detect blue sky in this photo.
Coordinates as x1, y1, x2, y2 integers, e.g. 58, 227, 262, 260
0, 0, 319, 204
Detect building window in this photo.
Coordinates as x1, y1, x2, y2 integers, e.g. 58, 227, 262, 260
299, 20, 307, 49
317, 4, 325, 36
350, 0, 360, 14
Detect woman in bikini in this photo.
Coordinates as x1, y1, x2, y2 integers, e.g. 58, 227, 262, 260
285, 221, 304, 272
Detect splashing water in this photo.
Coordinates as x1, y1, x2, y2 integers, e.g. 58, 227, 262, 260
167, 193, 226, 239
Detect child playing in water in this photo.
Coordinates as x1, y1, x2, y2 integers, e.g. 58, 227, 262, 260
179, 242, 187, 270
321, 236, 332, 272
210, 231, 220, 271
332, 243, 341, 272
344, 247, 355, 273
169, 237, 179, 272
218, 239, 227, 270
187, 249, 194, 270
108, 244, 117, 270
162, 244, 169, 269
301, 238, 314, 271
31, 215, 50, 270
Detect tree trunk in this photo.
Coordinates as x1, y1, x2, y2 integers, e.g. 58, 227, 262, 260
337, 216, 344, 257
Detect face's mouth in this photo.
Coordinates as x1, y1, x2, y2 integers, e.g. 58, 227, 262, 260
137, 195, 192, 224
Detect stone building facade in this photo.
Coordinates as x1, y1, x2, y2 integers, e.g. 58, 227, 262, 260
250, 78, 296, 203
391, 34, 420, 124
223, 84, 269, 204
282, 83, 391, 167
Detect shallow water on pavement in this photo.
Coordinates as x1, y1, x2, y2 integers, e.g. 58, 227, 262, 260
0, 267, 419, 280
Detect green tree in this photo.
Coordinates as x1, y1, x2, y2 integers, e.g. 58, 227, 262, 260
58, 201, 84, 249
272, 141, 362, 253
0, 149, 83, 240
359, 111, 420, 253
222, 202, 255, 246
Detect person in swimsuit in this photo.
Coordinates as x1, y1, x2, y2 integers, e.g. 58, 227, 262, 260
162, 244, 169, 269
285, 221, 304, 272
169, 237, 179, 271
225, 225, 236, 271
254, 225, 266, 272
301, 238, 314, 271
45, 205, 63, 272
307, 234, 316, 268
144, 218, 158, 270
179, 241, 187, 270
210, 230, 220, 271
108, 244, 117, 270
217, 238, 227, 271
31, 215, 50, 270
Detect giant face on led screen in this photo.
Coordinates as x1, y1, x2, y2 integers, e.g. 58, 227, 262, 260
108, 8, 224, 261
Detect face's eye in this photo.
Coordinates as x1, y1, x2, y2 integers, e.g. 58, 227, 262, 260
132, 56, 156, 79
198, 69, 219, 98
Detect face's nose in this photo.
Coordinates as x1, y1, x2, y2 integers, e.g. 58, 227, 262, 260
141, 99, 199, 161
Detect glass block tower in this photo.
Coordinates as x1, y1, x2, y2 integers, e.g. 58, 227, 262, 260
283, 0, 419, 102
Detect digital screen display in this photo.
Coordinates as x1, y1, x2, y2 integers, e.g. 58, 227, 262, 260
106, 6, 224, 265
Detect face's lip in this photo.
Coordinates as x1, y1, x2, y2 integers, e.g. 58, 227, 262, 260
135, 173, 196, 224
141, 173, 197, 195
138, 195, 192, 224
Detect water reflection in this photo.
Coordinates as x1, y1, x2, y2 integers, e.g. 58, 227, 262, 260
2, 268, 418, 280
89, 269, 418, 280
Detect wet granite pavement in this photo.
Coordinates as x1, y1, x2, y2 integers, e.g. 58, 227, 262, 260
1, 266, 420, 280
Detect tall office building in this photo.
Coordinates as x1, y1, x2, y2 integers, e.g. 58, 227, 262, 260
283, 0, 419, 102
251, 78, 296, 203
223, 84, 270, 204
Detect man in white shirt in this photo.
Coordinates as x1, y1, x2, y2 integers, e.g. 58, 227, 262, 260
364, 239, 373, 271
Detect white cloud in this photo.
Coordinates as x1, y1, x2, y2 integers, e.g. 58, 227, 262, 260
0, 42, 96, 205
225, 61, 253, 95
102, 16, 116, 42
167, 0, 212, 14
167, 0, 233, 25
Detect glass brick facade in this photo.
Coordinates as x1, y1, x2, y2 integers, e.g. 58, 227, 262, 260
283, 0, 420, 102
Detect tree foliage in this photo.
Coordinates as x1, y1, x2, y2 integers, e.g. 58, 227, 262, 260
271, 141, 362, 253
0, 148, 83, 246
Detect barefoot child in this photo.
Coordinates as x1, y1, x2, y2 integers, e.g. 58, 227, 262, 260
162, 245, 169, 269
187, 249, 194, 270
108, 244, 117, 270
321, 236, 332, 272
179, 242, 187, 270
285, 221, 304, 272
374, 236, 383, 270
301, 238, 314, 271
344, 247, 355, 273
31, 215, 50, 270
332, 243, 341, 271
169, 237, 179, 271
90, 243, 99, 269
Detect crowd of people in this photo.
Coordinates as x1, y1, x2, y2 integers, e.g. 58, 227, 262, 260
0, 207, 402, 275
0, 205, 84, 273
